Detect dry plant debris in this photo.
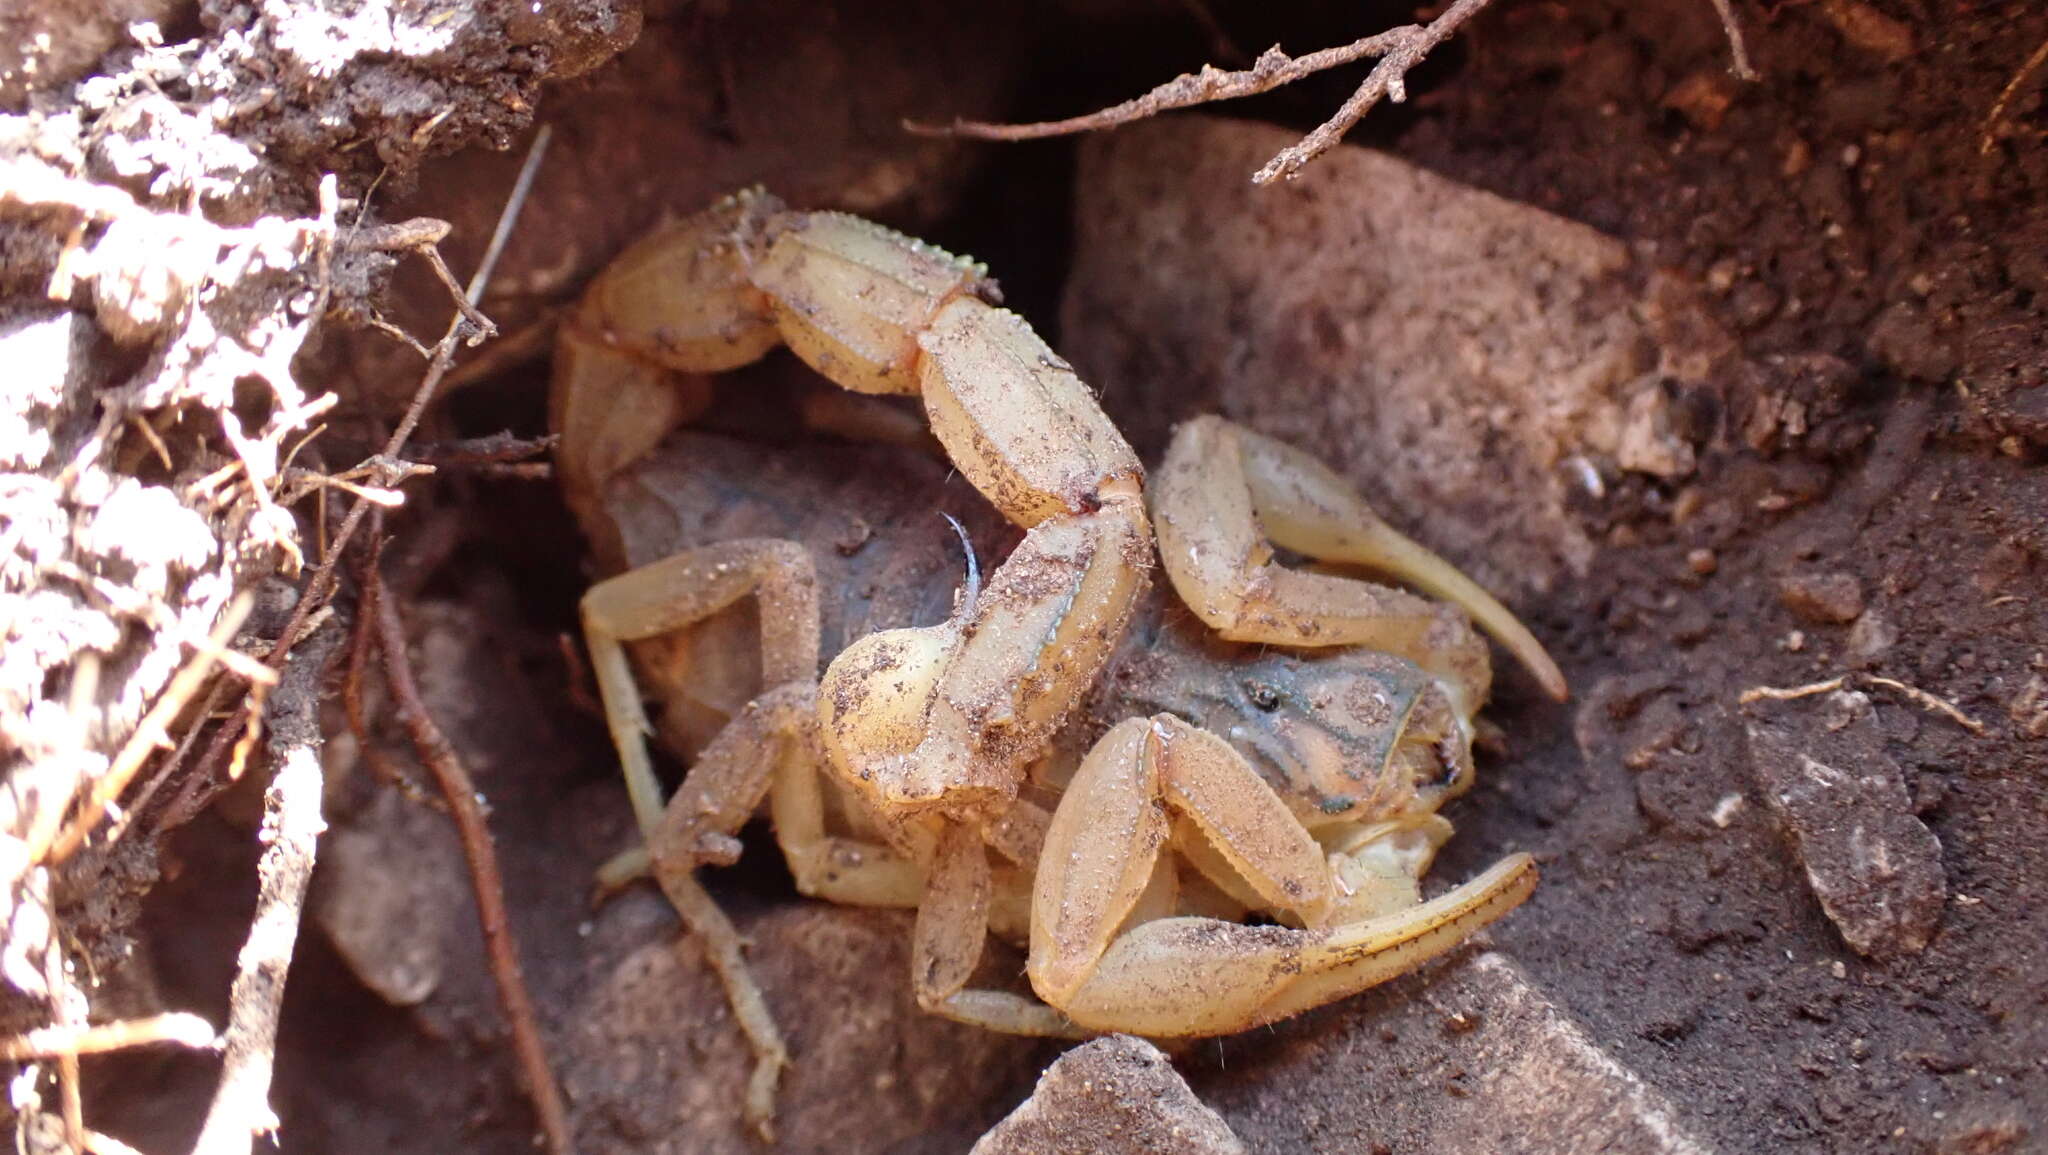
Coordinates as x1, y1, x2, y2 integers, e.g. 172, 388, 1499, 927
1981, 32, 2048, 155
1737, 672, 1986, 735
911, 0, 1758, 183
909, 0, 1500, 184
0, 4, 576, 1139
189, 621, 338, 1155
171, 128, 563, 1155
360, 559, 572, 1155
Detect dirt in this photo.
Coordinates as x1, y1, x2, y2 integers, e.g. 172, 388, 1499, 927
1379, 8, 2048, 1148
1058, 109, 2045, 1152
5, 0, 2045, 1152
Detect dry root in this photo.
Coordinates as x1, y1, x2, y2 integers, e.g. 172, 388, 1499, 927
911, 0, 1764, 182
907, 0, 1501, 183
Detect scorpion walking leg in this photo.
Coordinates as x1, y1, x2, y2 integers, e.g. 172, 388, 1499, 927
913, 802, 1098, 1039
648, 685, 918, 904
1027, 717, 1332, 1011
1025, 714, 1538, 1037
581, 539, 820, 833
579, 539, 900, 1134
1153, 416, 1568, 709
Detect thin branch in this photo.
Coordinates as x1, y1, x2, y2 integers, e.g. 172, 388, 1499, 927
109, 678, 231, 846
905, 0, 1496, 184
342, 570, 442, 811
908, 33, 1408, 142
1981, 31, 2048, 155
343, 218, 492, 338
0, 1013, 219, 1061
169, 124, 552, 826
1707, 0, 1760, 82
1865, 676, 1986, 735
1737, 675, 1847, 703
278, 465, 418, 508
408, 432, 559, 467
1254, 0, 1492, 184
46, 930, 82, 1151
367, 569, 573, 1155
1738, 672, 1985, 734
41, 593, 254, 863
279, 124, 550, 679
190, 622, 342, 1155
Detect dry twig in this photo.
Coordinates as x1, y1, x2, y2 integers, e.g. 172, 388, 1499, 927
0, 1013, 219, 1061
45, 926, 83, 1151
344, 217, 494, 338
39, 593, 255, 863
367, 569, 573, 1155
1738, 672, 1986, 734
190, 620, 342, 1155
1865, 676, 1986, 735
407, 431, 558, 480
1981, 31, 2048, 155
1737, 675, 1847, 703
908, 0, 1497, 183
162, 124, 551, 835
342, 575, 442, 810
409, 431, 559, 467
1706, 0, 1760, 81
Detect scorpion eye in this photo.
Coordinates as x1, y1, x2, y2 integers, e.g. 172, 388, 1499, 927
1245, 682, 1282, 712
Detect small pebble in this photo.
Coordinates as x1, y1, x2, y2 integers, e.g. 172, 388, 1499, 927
1779, 571, 1865, 624
1711, 793, 1745, 828
1686, 548, 1718, 576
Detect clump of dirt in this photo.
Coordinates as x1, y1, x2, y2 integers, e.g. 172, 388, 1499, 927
0, 0, 638, 1142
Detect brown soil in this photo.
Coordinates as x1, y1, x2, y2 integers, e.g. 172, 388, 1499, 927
14, 0, 2045, 1152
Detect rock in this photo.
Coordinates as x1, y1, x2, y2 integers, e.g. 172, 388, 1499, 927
1777, 572, 1865, 624
1662, 70, 1737, 132
971, 1036, 1245, 1155
1190, 952, 1717, 1153
1616, 378, 1699, 480
567, 903, 1044, 1153
1868, 301, 1957, 382
310, 784, 469, 1007
1744, 716, 1946, 958
1062, 117, 1724, 596
1816, 0, 1916, 63
1847, 610, 1898, 662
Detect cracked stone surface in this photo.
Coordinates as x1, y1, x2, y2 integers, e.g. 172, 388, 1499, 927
971, 1035, 1245, 1155
1745, 700, 1947, 960
1187, 951, 1716, 1154
1062, 116, 1727, 601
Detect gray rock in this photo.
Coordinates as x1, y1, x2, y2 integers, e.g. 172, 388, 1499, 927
568, 903, 1044, 1154
1062, 117, 1726, 600
1192, 952, 1717, 1155
972, 1036, 1245, 1155
1777, 571, 1866, 625
1745, 713, 1946, 958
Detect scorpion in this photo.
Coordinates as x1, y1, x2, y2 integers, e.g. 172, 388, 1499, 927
552, 189, 1570, 1136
